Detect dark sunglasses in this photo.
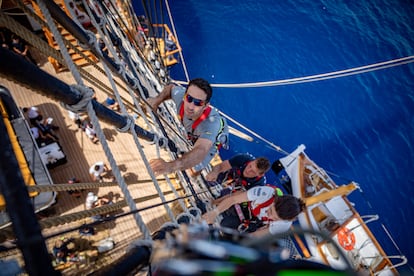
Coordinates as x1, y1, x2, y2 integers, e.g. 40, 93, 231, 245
184, 93, 206, 106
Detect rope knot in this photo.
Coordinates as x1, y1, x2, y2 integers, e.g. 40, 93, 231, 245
79, 30, 95, 50
61, 85, 95, 113
116, 115, 135, 133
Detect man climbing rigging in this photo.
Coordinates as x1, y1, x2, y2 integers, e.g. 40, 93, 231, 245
147, 78, 229, 175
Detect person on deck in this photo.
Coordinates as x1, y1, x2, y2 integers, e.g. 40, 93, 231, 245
30, 126, 56, 146
52, 239, 70, 264
147, 78, 229, 175
98, 37, 108, 55
23, 106, 59, 130
85, 192, 110, 210
89, 161, 109, 182
23, 106, 44, 125
206, 153, 270, 198
68, 110, 83, 129
67, 177, 82, 198
104, 96, 119, 111
203, 186, 305, 236
84, 122, 99, 144
11, 34, 36, 64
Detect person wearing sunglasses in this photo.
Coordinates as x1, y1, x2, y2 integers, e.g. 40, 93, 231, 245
147, 78, 229, 176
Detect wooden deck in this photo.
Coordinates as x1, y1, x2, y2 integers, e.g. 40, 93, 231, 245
0, 51, 210, 274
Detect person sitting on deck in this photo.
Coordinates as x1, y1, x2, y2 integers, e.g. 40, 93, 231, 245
30, 126, 57, 146
147, 78, 229, 175
23, 106, 59, 130
203, 186, 305, 237
89, 161, 109, 182
85, 192, 110, 210
24, 106, 60, 141
67, 177, 82, 198
98, 36, 108, 55
85, 192, 111, 222
53, 238, 71, 264
68, 110, 83, 129
10, 34, 36, 64
24, 106, 40, 123
206, 153, 271, 198
84, 122, 99, 144
104, 96, 120, 111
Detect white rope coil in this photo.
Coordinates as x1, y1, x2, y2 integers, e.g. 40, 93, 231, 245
116, 115, 135, 133
61, 85, 95, 113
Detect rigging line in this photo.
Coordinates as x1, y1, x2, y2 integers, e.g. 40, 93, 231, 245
44, 0, 151, 238
0, 188, 189, 245
97, 12, 180, 222
214, 56, 414, 87
172, 55, 414, 88
26, 178, 172, 192
93, 1, 184, 166
381, 224, 408, 260
214, 106, 287, 155
94, 20, 177, 227
164, 0, 190, 82
8, 0, 127, 95
172, 56, 414, 156
96, 4, 192, 216
212, 55, 414, 87
45, 190, 206, 244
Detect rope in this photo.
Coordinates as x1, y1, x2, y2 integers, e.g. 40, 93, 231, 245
37, 0, 83, 83
27, 178, 172, 193
173, 56, 414, 88
69, 0, 190, 225
38, 189, 181, 229
0, 189, 185, 240
98, 0, 200, 225
164, 0, 190, 82
90, 10, 178, 222
88, 97, 152, 238
89, 3, 201, 218
0, 5, 126, 96
39, 0, 153, 238
214, 105, 287, 155
4, 0, 210, 239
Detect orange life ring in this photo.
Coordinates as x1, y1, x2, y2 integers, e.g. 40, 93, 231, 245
337, 227, 356, 251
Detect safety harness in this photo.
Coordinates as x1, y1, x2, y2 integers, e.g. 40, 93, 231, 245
236, 186, 284, 232
226, 161, 261, 191
178, 104, 226, 150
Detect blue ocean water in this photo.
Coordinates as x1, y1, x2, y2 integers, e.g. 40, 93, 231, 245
139, 0, 414, 270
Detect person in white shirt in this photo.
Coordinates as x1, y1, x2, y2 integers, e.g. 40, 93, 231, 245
203, 186, 305, 236
68, 110, 82, 129
23, 106, 59, 132
85, 192, 99, 209
89, 161, 109, 182
85, 122, 99, 143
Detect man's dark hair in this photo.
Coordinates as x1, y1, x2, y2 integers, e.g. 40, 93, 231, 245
256, 157, 271, 174
188, 78, 212, 103
274, 195, 305, 220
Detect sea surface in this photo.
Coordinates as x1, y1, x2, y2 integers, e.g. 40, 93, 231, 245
138, 0, 414, 271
